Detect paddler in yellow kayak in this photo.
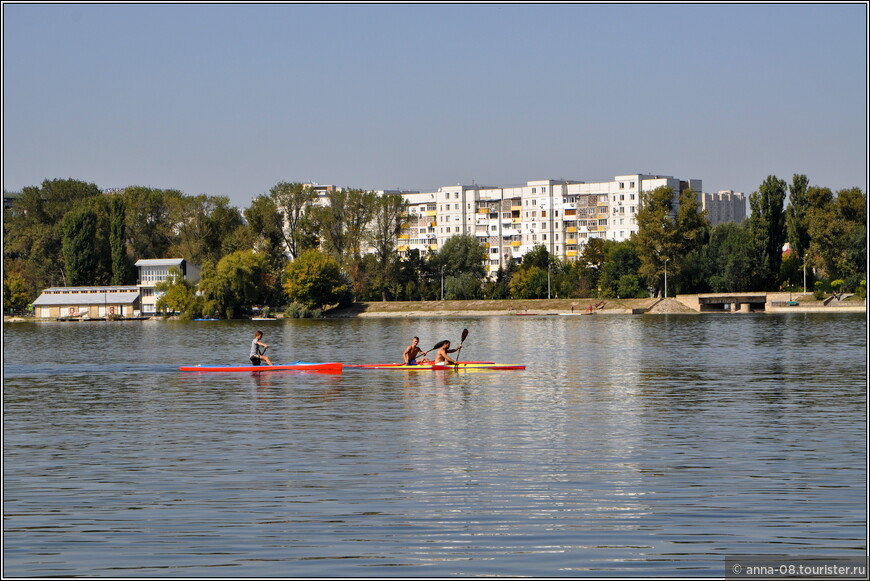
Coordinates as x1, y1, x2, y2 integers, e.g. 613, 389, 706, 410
432, 339, 462, 365
403, 336, 431, 365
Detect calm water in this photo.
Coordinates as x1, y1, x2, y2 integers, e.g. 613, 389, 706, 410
3, 313, 866, 577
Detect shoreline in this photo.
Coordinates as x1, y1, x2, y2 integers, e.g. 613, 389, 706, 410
6, 296, 865, 323
321, 296, 865, 318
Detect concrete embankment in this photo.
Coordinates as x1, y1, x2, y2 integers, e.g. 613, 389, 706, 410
325, 295, 864, 318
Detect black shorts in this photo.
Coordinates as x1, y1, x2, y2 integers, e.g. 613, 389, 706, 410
250, 355, 261, 366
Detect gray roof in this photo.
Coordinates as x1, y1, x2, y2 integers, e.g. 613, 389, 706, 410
33, 290, 140, 306
41, 286, 139, 293
135, 258, 185, 266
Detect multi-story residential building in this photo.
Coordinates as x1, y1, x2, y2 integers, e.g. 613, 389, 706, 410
392, 174, 702, 276
702, 190, 747, 225
299, 174, 708, 277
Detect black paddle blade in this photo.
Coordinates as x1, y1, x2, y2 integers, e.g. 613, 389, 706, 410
460, 328, 468, 343
432, 340, 448, 350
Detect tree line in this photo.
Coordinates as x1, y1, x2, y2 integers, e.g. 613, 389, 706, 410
3, 175, 866, 316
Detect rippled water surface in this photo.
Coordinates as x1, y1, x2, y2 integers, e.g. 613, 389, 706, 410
3, 314, 866, 577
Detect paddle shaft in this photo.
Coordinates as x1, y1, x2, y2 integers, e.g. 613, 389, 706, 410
456, 328, 468, 363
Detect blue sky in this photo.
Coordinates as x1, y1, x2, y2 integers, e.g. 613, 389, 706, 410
3, 3, 867, 208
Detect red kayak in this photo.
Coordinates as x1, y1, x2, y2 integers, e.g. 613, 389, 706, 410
180, 361, 342, 372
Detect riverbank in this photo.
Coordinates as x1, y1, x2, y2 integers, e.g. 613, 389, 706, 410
6, 294, 863, 323
324, 295, 865, 318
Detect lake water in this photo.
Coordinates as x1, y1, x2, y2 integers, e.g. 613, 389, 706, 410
3, 313, 867, 577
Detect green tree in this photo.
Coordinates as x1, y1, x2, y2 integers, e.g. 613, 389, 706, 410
109, 196, 130, 284
635, 186, 680, 296
785, 174, 811, 290
245, 194, 290, 307
310, 188, 376, 266
367, 192, 409, 300
599, 240, 645, 298
284, 249, 349, 310
432, 234, 487, 300
155, 267, 200, 319
807, 186, 867, 288
396, 248, 437, 300
436, 234, 487, 280
484, 262, 516, 300
121, 186, 177, 260
270, 181, 316, 260
61, 206, 99, 286
706, 222, 755, 292
3, 270, 31, 313
167, 194, 243, 266
748, 175, 788, 290
576, 238, 607, 296
197, 250, 269, 319
4, 179, 102, 292
509, 265, 549, 298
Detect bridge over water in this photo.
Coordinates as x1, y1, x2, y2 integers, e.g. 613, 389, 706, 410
671, 292, 864, 313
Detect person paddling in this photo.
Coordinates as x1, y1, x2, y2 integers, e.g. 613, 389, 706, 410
432, 340, 461, 365
250, 330, 273, 366
403, 336, 430, 365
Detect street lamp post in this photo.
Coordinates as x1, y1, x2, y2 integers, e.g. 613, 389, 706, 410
441, 266, 445, 301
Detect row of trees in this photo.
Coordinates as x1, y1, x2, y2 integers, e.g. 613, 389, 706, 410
3, 175, 866, 316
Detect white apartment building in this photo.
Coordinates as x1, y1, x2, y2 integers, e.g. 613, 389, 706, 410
702, 190, 747, 225
301, 174, 706, 277
396, 174, 701, 276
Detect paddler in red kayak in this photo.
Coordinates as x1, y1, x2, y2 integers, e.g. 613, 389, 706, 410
432, 340, 461, 365
403, 336, 430, 365
250, 330, 273, 366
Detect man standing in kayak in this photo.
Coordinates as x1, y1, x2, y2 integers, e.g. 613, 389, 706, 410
433, 340, 461, 365
250, 330, 273, 366
403, 337, 430, 365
